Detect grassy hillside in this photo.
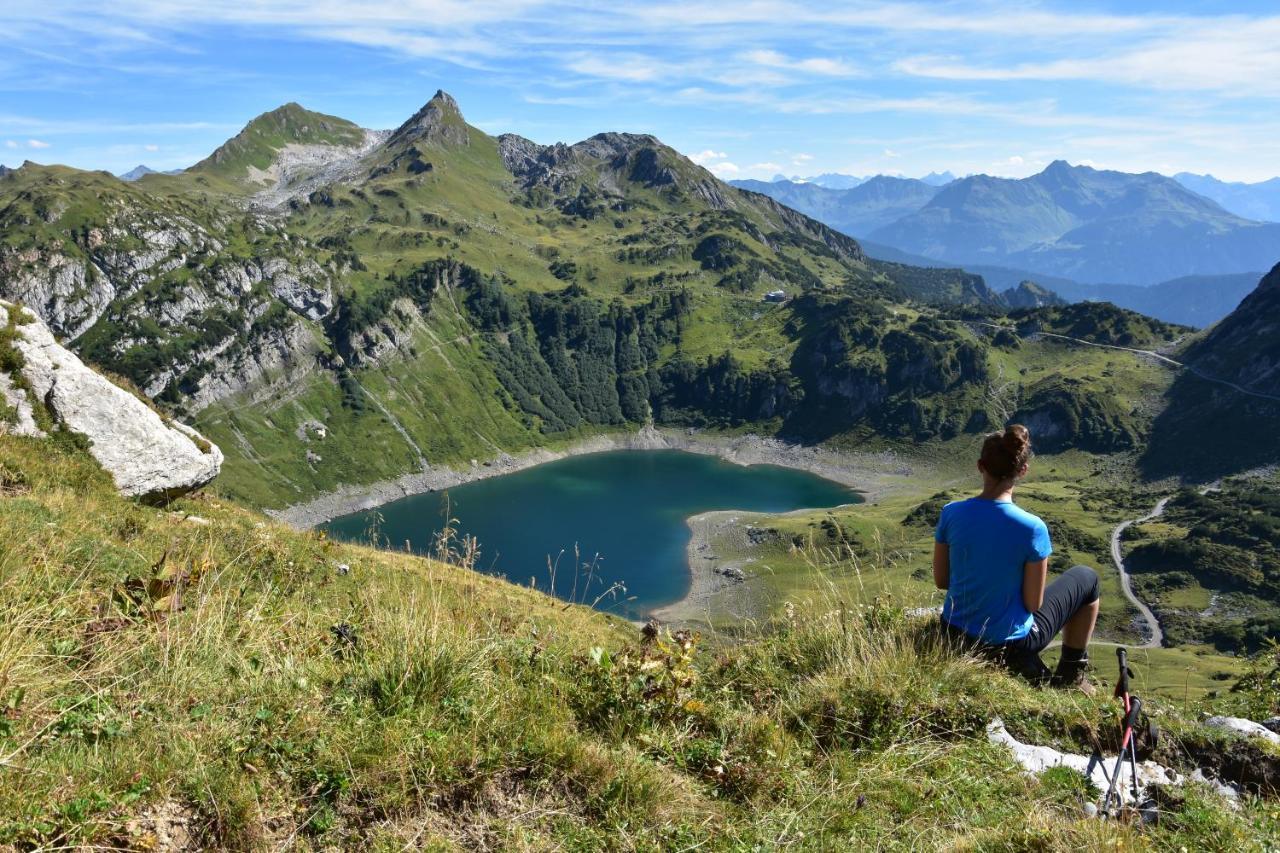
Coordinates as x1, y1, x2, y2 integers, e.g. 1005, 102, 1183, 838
1, 433, 1275, 849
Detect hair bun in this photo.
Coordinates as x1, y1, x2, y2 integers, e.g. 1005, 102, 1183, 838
1003, 423, 1030, 454
980, 424, 1033, 481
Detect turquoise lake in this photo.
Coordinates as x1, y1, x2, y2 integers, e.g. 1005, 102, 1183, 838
323, 450, 859, 619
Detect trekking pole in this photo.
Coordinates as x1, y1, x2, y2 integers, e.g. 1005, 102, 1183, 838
1101, 647, 1140, 817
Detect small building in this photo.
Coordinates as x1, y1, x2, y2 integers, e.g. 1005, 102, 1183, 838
763, 289, 786, 303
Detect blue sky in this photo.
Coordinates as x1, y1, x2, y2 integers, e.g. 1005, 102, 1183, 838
3, 1, 1278, 182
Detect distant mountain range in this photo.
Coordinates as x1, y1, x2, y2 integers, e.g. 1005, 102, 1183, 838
117, 164, 185, 181
734, 176, 939, 237
853, 236, 1259, 329
866, 161, 1280, 285
766, 168, 1279, 222
770, 170, 957, 190
1173, 173, 1280, 222
734, 161, 1280, 322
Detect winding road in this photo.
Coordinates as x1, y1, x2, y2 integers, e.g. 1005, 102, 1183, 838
965, 320, 1280, 405
1109, 497, 1170, 649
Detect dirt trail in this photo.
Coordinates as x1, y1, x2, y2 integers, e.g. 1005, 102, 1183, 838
1109, 497, 1169, 649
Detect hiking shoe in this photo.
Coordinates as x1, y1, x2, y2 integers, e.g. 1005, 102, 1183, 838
1005, 648, 1053, 686
1050, 656, 1097, 696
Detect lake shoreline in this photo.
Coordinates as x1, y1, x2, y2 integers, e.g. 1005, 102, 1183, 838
649, 509, 767, 625
268, 425, 918, 528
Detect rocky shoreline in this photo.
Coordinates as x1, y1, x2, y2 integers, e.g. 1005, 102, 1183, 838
269, 425, 916, 528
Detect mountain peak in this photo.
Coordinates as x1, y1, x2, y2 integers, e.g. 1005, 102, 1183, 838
388, 89, 470, 148
119, 164, 155, 181
192, 103, 364, 179
429, 89, 460, 113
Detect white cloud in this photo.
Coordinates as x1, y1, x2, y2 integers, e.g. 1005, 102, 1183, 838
883, 148, 901, 158
895, 18, 1280, 97
748, 162, 783, 172
706, 160, 740, 177
687, 149, 729, 165
791, 152, 813, 165
742, 49, 860, 78
27, 138, 50, 148
144, 143, 159, 151
566, 54, 665, 82
3, 140, 17, 149
1007, 155, 1024, 165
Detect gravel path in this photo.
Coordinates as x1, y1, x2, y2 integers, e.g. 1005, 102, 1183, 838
1109, 497, 1170, 649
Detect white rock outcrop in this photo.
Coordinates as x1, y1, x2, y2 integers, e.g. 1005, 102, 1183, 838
1203, 716, 1280, 745
1, 301, 222, 501
986, 718, 1176, 804
987, 718, 1240, 805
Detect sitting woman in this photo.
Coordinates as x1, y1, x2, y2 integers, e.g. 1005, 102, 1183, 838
932, 424, 1100, 692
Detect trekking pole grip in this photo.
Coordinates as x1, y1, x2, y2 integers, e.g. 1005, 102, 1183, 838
1125, 696, 1143, 731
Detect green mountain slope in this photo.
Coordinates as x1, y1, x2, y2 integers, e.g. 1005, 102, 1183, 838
1145, 263, 1280, 477
189, 102, 366, 184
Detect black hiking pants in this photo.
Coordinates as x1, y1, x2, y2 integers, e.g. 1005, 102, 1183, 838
942, 565, 1101, 677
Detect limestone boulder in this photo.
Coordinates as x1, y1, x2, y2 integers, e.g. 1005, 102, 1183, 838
0, 300, 222, 501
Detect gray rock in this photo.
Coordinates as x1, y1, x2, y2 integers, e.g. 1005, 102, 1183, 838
0, 301, 222, 501
1203, 716, 1280, 744
1265, 717, 1280, 735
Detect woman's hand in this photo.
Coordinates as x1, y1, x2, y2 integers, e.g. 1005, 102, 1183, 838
1022, 558, 1048, 612
932, 542, 950, 590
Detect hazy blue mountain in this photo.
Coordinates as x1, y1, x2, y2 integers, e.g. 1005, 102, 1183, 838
118, 164, 156, 181
1174, 172, 1280, 222
799, 172, 869, 189
731, 176, 941, 237
1049, 273, 1262, 330
869, 161, 1280, 285
858, 239, 1249, 328
117, 164, 185, 181
794, 170, 955, 189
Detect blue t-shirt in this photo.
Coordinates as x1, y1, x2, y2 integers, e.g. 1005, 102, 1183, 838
935, 498, 1052, 643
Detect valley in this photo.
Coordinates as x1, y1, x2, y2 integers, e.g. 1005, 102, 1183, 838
4, 90, 1276, 656
3, 85, 1280, 849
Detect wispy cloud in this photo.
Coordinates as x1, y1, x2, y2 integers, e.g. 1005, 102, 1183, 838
896, 17, 1280, 96
26, 138, 50, 148
742, 49, 860, 78
566, 54, 668, 83
3, 1, 1278, 180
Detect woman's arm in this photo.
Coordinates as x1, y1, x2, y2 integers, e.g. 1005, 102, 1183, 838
932, 542, 950, 590
1022, 558, 1048, 612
